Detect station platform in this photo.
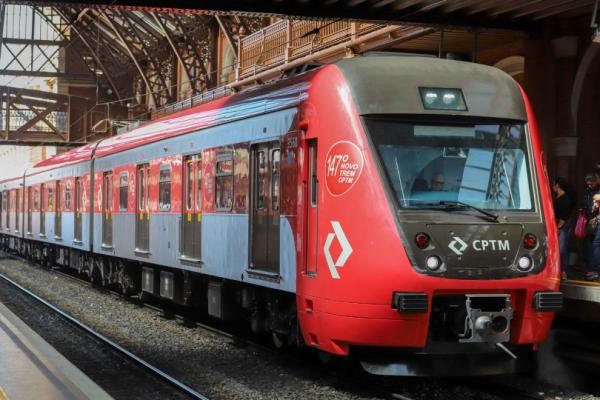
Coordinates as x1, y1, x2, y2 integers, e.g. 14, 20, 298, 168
562, 279, 600, 303
0, 302, 112, 400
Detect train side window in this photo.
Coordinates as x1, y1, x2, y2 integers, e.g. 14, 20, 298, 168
159, 164, 172, 211
271, 149, 280, 211
215, 151, 233, 211
65, 181, 72, 211
119, 172, 128, 211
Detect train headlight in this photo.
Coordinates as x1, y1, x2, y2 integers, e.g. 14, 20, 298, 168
517, 256, 533, 272
426, 255, 442, 271
419, 87, 467, 111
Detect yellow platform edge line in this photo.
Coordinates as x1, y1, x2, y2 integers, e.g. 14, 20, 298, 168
564, 279, 600, 286
0, 384, 9, 400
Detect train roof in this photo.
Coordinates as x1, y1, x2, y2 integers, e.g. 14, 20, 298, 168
27, 55, 525, 177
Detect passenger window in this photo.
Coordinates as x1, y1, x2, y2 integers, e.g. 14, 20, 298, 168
196, 159, 202, 211
159, 164, 172, 211
256, 151, 267, 211
186, 159, 194, 211
215, 152, 233, 211
119, 172, 128, 211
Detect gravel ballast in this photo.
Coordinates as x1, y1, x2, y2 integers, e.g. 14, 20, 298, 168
0, 254, 597, 400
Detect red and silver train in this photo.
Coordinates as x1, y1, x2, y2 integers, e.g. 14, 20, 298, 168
0, 55, 562, 375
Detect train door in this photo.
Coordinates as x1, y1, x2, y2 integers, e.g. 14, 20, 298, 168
249, 142, 280, 274
102, 172, 113, 247
55, 181, 62, 238
305, 140, 318, 276
74, 178, 82, 242
135, 164, 150, 253
181, 155, 202, 261
40, 184, 46, 236
26, 187, 32, 234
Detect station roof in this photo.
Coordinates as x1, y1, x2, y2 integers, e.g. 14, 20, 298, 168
17, 0, 596, 29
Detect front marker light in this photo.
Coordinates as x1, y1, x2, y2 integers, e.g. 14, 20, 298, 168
426, 255, 442, 271
517, 256, 533, 272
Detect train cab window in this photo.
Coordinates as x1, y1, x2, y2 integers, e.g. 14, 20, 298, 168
159, 164, 172, 211
271, 149, 280, 211
65, 181, 72, 211
215, 152, 233, 211
365, 118, 534, 211
119, 172, 128, 211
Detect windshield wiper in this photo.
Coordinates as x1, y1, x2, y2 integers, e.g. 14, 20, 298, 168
438, 201, 499, 223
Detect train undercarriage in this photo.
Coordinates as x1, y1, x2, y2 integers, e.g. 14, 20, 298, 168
1, 236, 299, 350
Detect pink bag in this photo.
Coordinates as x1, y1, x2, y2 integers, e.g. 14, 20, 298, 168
575, 208, 588, 238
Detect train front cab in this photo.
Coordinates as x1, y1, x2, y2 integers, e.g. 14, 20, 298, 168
295, 56, 562, 376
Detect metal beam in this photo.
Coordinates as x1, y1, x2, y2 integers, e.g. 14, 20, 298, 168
215, 15, 238, 60
99, 8, 159, 108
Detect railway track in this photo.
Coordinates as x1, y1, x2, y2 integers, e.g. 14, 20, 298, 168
0, 271, 210, 400
0, 251, 583, 400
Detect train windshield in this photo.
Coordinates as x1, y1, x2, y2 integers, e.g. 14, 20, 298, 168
366, 118, 534, 211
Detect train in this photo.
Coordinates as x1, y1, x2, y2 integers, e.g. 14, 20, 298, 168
0, 54, 562, 376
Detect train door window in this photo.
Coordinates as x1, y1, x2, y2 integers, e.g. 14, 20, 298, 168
135, 164, 150, 252
15, 189, 20, 233
306, 140, 318, 276
185, 158, 194, 212
102, 172, 113, 247
1, 191, 6, 229
159, 164, 171, 211
271, 149, 280, 211
74, 177, 83, 242
215, 152, 233, 211
55, 181, 62, 238
196, 159, 202, 211
40, 184, 46, 236
249, 142, 280, 274
65, 181, 72, 211
27, 187, 32, 234
119, 172, 128, 211
48, 186, 54, 212
33, 188, 39, 211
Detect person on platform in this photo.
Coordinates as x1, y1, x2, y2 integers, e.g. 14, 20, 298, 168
584, 172, 600, 280
552, 177, 574, 280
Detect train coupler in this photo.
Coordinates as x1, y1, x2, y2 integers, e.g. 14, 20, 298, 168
458, 294, 514, 357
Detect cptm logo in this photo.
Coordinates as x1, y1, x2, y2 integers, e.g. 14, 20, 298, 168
448, 236, 510, 256
323, 221, 353, 279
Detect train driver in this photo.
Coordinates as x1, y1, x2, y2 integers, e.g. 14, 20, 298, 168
430, 172, 445, 191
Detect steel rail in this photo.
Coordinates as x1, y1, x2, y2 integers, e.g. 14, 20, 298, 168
0, 272, 210, 400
